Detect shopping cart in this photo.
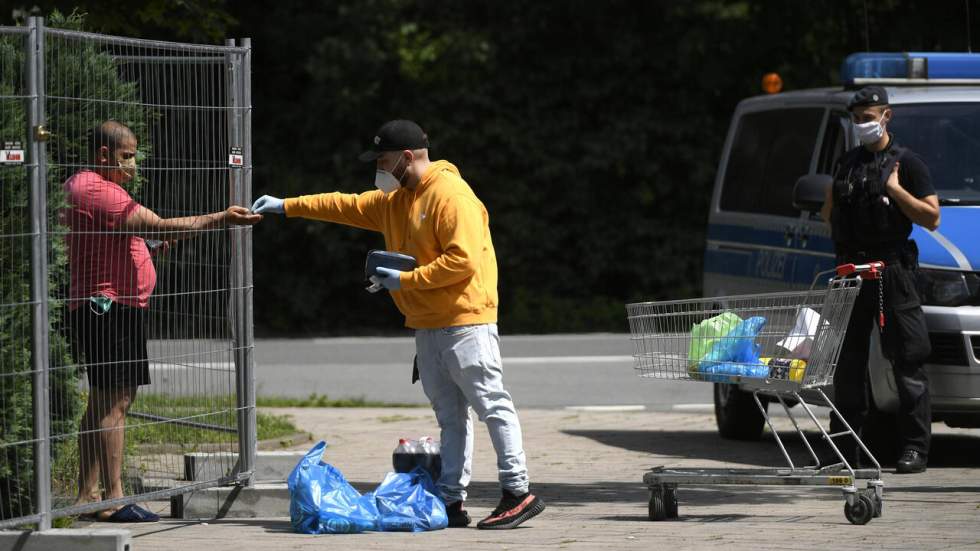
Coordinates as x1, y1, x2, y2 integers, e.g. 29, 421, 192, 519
626, 263, 886, 525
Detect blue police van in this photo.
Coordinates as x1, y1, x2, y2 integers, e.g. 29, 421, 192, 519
705, 52, 980, 441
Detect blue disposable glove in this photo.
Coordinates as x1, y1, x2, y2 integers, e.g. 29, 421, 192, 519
374, 267, 403, 291
250, 195, 285, 214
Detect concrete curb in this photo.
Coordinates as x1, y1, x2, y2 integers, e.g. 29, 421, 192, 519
184, 450, 307, 483
0, 528, 130, 551
172, 484, 289, 520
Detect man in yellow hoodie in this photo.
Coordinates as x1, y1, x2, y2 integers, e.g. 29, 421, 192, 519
251, 120, 544, 530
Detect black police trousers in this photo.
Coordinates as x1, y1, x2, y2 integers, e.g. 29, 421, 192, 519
829, 262, 932, 455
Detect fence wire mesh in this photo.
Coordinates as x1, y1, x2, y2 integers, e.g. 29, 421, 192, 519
0, 25, 39, 527
0, 19, 253, 529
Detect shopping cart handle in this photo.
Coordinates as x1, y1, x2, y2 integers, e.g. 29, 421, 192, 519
836, 261, 886, 279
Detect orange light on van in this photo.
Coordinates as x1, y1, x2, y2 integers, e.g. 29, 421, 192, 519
762, 72, 783, 94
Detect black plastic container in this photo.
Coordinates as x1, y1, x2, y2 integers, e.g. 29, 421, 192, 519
365, 250, 417, 280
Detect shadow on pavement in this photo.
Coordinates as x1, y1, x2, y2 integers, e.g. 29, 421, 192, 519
206, 519, 294, 532
563, 429, 803, 467
200, 482, 841, 533
887, 485, 980, 493
129, 521, 203, 538
598, 514, 768, 523
150, 428, 977, 535
562, 429, 980, 468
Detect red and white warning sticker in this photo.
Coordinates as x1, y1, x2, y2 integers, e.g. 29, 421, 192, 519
1, 141, 24, 165
228, 146, 244, 167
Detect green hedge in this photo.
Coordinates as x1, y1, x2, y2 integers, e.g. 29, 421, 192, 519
0, 10, 149, 521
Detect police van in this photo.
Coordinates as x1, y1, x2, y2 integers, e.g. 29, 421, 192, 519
705, 52, 980, 442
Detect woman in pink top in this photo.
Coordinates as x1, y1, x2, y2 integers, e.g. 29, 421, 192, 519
65, 121, 261, 522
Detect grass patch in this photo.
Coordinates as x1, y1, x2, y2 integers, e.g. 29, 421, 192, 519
256, 393, 423, 408
43, 392, 302, 517
126, 393, 299, 445
256, 412, 301, 441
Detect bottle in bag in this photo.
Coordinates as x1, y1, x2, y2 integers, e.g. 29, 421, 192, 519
416, 436, 442, 482
391, 437, 442, 483
379, 516, 416, 532
392, 438, 418, 473
323, 517, 355, 534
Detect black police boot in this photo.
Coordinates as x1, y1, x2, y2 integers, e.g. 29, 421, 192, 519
896, 449, 927, 474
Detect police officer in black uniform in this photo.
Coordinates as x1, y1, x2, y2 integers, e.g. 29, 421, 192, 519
821, 86, 940, 474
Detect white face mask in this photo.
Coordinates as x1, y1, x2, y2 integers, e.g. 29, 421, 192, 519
855, 118, 886, 145
118, 156, 137, 179
374, 156, 405, 194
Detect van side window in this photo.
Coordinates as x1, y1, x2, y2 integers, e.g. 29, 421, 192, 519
720, 108, 824, 216
818, 111, 848, 174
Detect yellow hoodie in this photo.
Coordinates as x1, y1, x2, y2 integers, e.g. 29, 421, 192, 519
283, 160, 498, 329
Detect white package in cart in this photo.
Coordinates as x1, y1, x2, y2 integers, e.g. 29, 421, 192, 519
777, 307, 827, 360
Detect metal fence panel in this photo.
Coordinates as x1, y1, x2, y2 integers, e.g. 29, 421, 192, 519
0, 23, 44, 530
0, 19, 253, 528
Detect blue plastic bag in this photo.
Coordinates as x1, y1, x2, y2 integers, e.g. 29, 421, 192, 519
287, 441, 379, 534
373, 467, 448, 532
287, 442, 447, 534
697, 361, 771, 382
698, 316, 769, 382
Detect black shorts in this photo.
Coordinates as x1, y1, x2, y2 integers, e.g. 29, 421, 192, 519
70, 302, 151, 389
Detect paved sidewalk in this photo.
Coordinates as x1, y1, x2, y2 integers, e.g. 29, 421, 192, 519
115, 406, 978, 550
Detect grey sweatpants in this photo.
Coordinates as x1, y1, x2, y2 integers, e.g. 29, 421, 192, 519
415, 323, 529, 503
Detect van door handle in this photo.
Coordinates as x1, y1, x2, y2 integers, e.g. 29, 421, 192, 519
798, 228, 810, 249
784, 225, 795, 247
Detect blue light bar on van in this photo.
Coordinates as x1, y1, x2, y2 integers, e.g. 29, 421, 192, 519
841, 52, 980, 86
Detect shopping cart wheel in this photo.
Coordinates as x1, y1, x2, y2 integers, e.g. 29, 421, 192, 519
664, 486, 678, 518
648, 486, 667, 521
862, 488, 882, 518
844, 493, 875, 525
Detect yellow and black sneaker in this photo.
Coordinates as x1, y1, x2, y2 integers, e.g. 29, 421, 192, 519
476, 490, 545, 530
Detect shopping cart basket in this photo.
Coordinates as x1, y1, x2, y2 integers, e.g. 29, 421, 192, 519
626, 263, 887, 525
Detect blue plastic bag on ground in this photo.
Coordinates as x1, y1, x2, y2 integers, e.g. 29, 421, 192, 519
698, 316, 769, 382
374, 467, 448, 532
287, 441, 379, 534
287, 442, 447, 534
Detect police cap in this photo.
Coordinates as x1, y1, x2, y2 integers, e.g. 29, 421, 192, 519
847, 86, 889, 110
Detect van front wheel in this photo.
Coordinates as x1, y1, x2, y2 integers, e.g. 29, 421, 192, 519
714, 383, 766, 440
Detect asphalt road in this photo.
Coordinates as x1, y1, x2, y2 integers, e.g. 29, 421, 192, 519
251, 333, 712, 410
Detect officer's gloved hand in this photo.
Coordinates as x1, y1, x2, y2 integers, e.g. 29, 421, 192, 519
250, 195, 285, 214
374, 267, 404, 291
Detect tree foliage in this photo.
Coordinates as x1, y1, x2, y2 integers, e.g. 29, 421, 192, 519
234, 0, 977, 335
4, 1, 975, 336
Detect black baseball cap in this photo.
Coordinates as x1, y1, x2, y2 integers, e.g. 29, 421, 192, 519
847, 85, 889, 110
358, 119, 429, 162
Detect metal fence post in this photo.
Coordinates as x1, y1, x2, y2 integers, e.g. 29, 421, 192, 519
225, 39, 254, 484
240, 37, 257, 486
26, 15, 52, 531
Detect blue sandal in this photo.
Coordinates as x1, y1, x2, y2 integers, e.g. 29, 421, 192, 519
105, 504, 160, 523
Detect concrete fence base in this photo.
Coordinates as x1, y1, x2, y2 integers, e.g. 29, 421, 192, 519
0, 529, 130, 551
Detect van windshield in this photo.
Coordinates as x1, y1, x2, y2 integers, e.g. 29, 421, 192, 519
889, 103, 980, 204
